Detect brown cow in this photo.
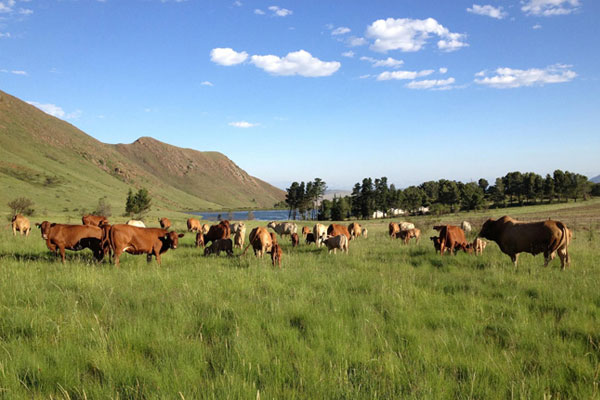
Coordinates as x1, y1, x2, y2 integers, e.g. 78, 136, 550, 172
389, 222, 400, 238
202, 221, 230, 247
301, 226, 311, 237
195, 232, 205, 248
158, 217, 172, 230
478, 216, 571, 269
36, 221, 106, 263
270, 243, 283, 268
270, 232, 278, 245
242, 227, 273, 258
434, 225, 470, 255
328, 224, 351, 241
348, 222, 362, 240
109, 224, 183, 266
12, 214, 31, 237
430, 236, 441, 253
187, 218, 201, 232
291, 233, 299, 247
204, 238, 233, 256
362, 227, 368, 239
472, 237, 487, 255
397, 228, 421, 245
82, 215, 108, 227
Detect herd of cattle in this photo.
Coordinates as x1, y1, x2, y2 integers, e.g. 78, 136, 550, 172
9, 213, 572, 270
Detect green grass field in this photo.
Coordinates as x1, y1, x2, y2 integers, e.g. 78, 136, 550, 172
1, 201, 599, 399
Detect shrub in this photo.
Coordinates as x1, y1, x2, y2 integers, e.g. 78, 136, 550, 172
7, 197, 35, 216
93, 197, 112, 217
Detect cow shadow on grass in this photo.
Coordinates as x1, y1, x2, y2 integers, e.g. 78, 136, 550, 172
0, 251, 106, 264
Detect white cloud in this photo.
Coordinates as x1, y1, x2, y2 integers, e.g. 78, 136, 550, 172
332, 26, 350, 35
347, 36, 367, 47
342, 51, 355, 58
532, 24, 542, 29
229, 121, 258, 128
268, 5, 292, 17
439, 67, 448, 74
474, 64, 576, 88
18, 7, 31, 14
406, 77, 456, 89
0, 32, 10, 38
1, 68, 27, 75
366, 17, 468, 52
0, 0, 15, 13
26, 101, 82, 120
200, 81, 213, 86
254, 8, 265, 15
376, 69, 434, 81
521, 0, 580, 16
467, 4, 508, 19
210, 48, 248, 66
251, 50, 340, 77
233, 0, 242, 6
361, 56, 404, 68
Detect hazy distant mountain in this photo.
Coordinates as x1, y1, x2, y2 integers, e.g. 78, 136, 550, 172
323, 189, 352, 200
0, 90, 284, 213
590, 175, 600, 183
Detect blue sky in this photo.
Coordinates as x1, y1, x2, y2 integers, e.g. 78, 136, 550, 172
1, 0, 599, 189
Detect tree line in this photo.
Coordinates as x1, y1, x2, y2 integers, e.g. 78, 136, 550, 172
284, 170, 598, 220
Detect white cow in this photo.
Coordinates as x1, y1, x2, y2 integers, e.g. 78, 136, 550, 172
267, 221, 298, 238
461, 221, 472, 233
313, 223, 327, 247
232, 222, 246, 249
323, 235, 349, 254
126, 220, 146, 228
399, 221, 415, 231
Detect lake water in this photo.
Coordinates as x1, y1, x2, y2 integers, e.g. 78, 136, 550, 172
188, 209, 292, 221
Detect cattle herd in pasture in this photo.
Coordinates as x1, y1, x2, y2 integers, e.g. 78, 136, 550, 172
8, 212, 572, 270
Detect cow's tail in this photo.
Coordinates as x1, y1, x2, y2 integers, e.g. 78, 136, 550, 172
557, 221, 570, 250
241, 243, 252, 256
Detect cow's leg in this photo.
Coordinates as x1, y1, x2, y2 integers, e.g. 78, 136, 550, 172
59, 246, 66, 263
147, 253, 153, 263
558, 248, 569, 270
510, 253, 519, 267
26, 228, 30, 237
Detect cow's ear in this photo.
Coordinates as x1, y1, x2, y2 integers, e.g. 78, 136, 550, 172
178, 233, 184, 238
36, 223, 41, 228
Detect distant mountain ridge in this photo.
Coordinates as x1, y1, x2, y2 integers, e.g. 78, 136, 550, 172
591, 175, 600, 184
0, 90, 284, 214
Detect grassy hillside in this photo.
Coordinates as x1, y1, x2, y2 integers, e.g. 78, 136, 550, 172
0, 200, 598, 398
0, 90, 284, 218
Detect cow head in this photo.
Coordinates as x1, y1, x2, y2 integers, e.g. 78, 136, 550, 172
478, 218, 497, 240
164, 231, 184, 249
37, 221, 52, 240
267, 221, 277, 229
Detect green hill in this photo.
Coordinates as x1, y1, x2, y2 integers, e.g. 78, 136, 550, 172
0, 90, 284, 217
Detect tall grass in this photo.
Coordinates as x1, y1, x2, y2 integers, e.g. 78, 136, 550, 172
0, 211, 598, 399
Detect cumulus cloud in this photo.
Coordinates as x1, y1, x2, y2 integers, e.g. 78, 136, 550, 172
250, 50, 340, 77
254, 8, 265, 15
467, 4, 508, 19
366, 17, 468, 52
0, 32, 11, 38
332, 26, 350, 35
26, 101, 81, 120
406, 77, 456, 90
342, 51, 355, 58
521, 0, 580, 16
474, 64, 576, 88
439, 67, 448, 74
200, 81, 213, 86
533, 23, 542, 29
268, 5, 292, 17
229, 121, 258, 128
360, 56, 404, 68
347, 36, 367, 47
210, 48, 248, 66
0, 0, 32, 15
376, 69, 434, 81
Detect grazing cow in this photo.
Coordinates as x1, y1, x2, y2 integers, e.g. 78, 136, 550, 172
362, 227, 368, 239
306, 233, 316, 245
270, 243, 283, 268
472, 237, 487, 256
231, 222, 246, 235
301, 226, 311, 237
399, 222, 415, 231
389, 222, 400, 238
158, 217, 172, 230
313, 224, 327, 247
430, 236, 441, 253
434, 225, 470, 255
187, 218, 201, 232
478, 216, 571, 269
323, 235, 349, 254
461, 221, 472, 233
109, 224, 183, 267
270, 232, 278, 245
291, 233, 299, 247
126, 220, 146, 228
36, 221, 106, 263
201, 224, 210, 235
397, 228, 421, 245
204, 238, 233, 256
348, 222, 362, 240
267, 221, 298, 238
242, 227, 273, 258
82, 215, 108, 227
195, 232, 205, 248
202, 221, 231, 247
12, 214, 31, 237
327, 224, 351, 241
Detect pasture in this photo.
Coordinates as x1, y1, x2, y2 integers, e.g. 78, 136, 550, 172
0, 202, 599, 399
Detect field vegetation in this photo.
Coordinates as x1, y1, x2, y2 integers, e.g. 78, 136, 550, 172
0, 200, 599, 398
